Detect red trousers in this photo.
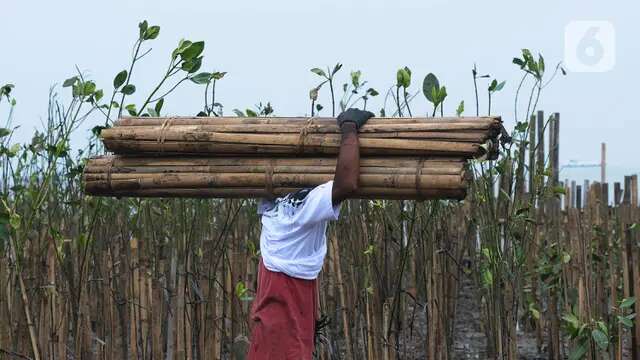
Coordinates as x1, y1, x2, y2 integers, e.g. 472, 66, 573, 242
247, 261, 317, 360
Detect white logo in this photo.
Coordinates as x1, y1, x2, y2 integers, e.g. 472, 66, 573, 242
564, 21, 615, 73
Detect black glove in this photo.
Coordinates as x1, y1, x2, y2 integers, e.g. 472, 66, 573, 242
337, 108, 375, 129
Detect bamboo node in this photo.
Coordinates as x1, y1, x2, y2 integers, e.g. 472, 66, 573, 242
264, 159, 275, 197
156, 119, 173, 152
415, 158, 426, 201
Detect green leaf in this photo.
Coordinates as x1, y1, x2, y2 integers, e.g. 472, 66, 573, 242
568, 341, 588, 360
620, 297, 636, 308
422, 73, 440, 103
0, 128, 11, 138
332, 63, 342, 76
91, 125, 106, 137
138, 20, 148, 39
9, 213, 21, 230
180, 41, 205, 61
350, 70, 361, 87
245, 109, 257, 117
512, 57, 525, 67
431, 87, 439, 105
144, 25, 160, 40
495, 81, 506, 91
63, 76, 78, 87
232, 109, 245, 117
591, 329, 608, 350
172, 39, 193, 59
182, 57, 203, 73
212, 71, 227, 80
310, 68, 327, 77
1, 84, 14, 98
438, 86, 448, 103
396, 67, 411, 88
94, 89, 104, 102
617, 314, 634, 328
8, 143, 19, 157
563, 313, 581, 334
190, 57, 203, 73
121, 84, 136, 95
488, 79, 498, 92
514, 121, 528, 132
456, 100, 464, 116
234, 281, 247, 298
83, 81, 96, 96
125, 104, 137, 116
191, 72, 212, 84
364, 244, 375, 255
147, 108, 158, 117
113, 70, 128, 88
154, 98, 164, 115
481, 269, 493, 287
367, 88, 379, 96
309, 87, 319, 101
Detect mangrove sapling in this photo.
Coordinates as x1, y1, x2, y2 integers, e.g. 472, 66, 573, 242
311, 63, 342, 116
395, 66, 412, 117
191, 70, 227, 116
232, 102, 275, 118
0, 80, 105, 359
309, 85, 324, 116
422, 73, 448, 117
470, 49, 565, 358
471, 64, 490, 117
487, 79, 506, 116
337, 70, 379, 111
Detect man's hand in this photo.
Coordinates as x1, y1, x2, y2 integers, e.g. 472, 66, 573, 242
331, 109, 373, 206
337, 108, 375, 129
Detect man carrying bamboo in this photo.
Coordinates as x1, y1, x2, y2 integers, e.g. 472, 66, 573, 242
247, 109, 374, 359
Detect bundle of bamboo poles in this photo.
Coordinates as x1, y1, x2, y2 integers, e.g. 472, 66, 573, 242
101, 116, 502, 158
84, 116, 502, 200
83, 156, 468, 200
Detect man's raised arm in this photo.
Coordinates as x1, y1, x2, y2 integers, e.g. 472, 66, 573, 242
331, 108, 374, 206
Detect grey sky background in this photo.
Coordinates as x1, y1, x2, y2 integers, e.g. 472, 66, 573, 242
2, 0, 638, 182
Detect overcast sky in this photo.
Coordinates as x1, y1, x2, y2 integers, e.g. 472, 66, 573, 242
2, 0, 638, 182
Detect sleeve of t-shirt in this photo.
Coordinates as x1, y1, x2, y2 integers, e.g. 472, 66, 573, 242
293, 180, 341, 226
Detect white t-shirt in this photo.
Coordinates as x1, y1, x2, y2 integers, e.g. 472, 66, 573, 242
258, 181, 341, 280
